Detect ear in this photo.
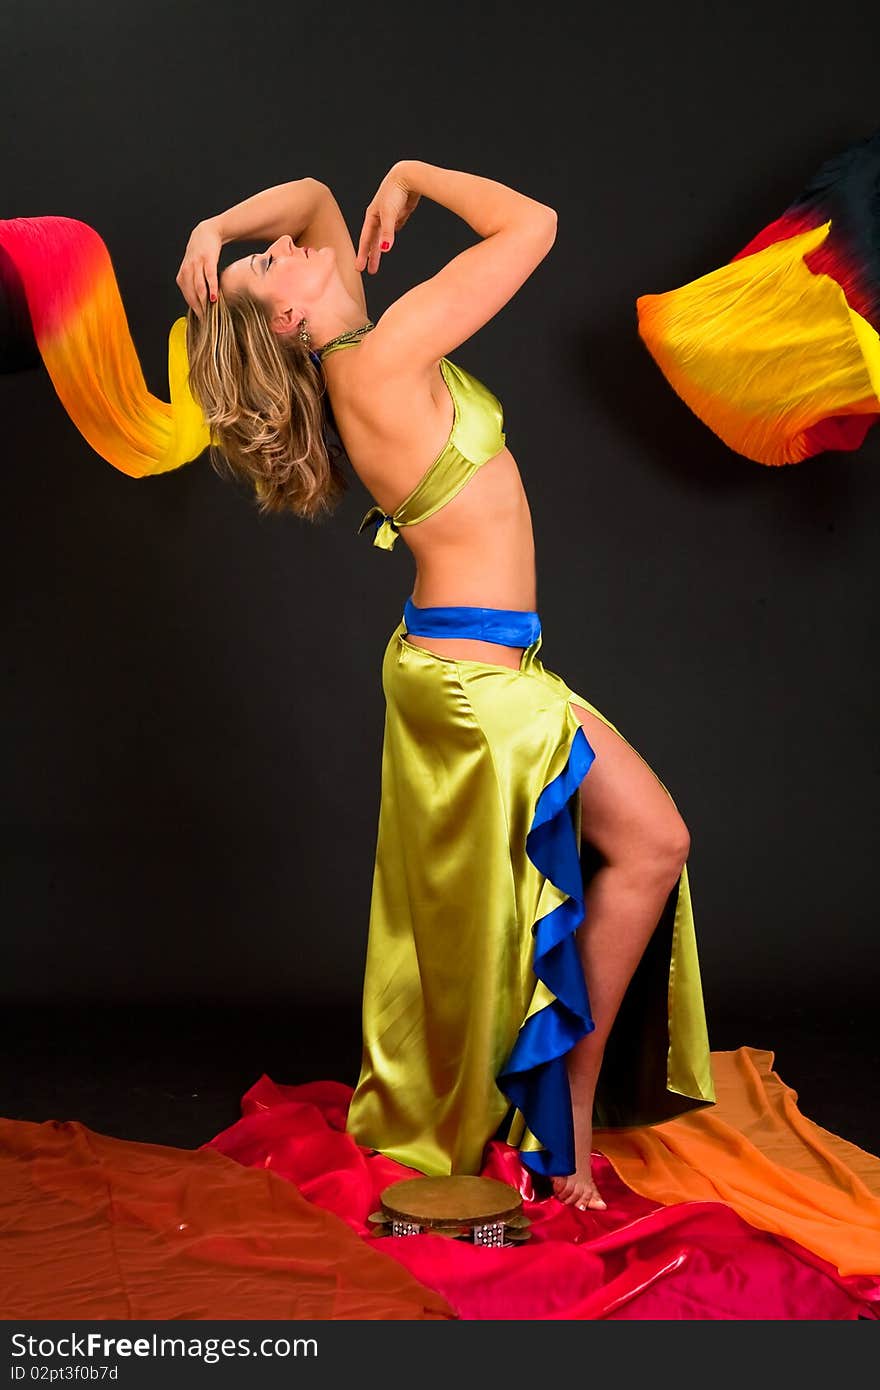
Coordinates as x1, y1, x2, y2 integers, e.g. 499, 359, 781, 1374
271, 306, 301, 335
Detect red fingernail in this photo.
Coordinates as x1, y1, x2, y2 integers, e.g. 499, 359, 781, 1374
210, 293, 216, 301
381, 240, 390, 250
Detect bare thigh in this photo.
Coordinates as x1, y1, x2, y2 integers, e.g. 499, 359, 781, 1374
569, 702, 690, 867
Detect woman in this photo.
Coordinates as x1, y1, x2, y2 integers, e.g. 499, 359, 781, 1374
178, 160, 715, 1213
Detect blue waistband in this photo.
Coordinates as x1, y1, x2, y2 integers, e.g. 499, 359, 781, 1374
402, 595, 542, 646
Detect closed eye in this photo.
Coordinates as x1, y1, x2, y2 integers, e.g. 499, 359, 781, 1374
265, 254, 273, 272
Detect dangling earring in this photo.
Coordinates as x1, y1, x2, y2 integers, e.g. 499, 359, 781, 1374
298, 317, 311, 350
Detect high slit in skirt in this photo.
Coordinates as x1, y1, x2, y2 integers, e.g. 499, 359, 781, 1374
345, 596, 716, 1178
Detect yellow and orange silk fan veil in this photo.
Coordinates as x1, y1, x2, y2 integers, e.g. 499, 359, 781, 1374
0, 215, 205, 475
636, 125, 880, 466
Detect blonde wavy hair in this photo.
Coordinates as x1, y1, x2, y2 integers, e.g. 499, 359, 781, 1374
184, 286, 348, 519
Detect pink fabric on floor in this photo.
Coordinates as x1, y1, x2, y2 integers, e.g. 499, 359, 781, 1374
204, 1076, 880, 1321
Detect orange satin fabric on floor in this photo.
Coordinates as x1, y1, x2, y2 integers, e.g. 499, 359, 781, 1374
0, 1115, 453, 1320
597, 1047, 880, 1278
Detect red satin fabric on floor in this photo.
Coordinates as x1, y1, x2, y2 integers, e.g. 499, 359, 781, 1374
2, 1048, 878, 1320
204, 1058, 880, 1321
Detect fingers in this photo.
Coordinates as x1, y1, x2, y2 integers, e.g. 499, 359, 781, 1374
355, 206, 394, 275
175, 262, 214, 320
197, 266, 211, 318
175, 220, 223, 318
192, 263, 210, 318
205, 263, 218, 306
354, 209, 371, 271
175, 268, 198, 319
355, 208, 379, 274
191, 276, 205, 319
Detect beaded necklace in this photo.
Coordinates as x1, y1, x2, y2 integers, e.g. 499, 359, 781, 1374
316, 319, 375, 360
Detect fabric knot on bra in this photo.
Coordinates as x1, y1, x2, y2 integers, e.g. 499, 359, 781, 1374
357, 505, 401, 551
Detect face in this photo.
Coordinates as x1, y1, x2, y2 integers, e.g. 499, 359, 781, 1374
219, 234, 336, 334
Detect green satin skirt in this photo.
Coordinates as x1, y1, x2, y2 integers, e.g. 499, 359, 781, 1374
345, 616, 715, 1177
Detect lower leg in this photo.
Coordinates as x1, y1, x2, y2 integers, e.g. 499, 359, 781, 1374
551, 855, 683, 1209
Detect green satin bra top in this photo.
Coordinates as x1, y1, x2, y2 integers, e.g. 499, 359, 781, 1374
321, 330, 507, 551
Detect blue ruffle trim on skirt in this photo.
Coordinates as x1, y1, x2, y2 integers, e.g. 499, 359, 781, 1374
497, 723, 597, 1177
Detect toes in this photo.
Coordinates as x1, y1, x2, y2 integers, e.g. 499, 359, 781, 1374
552, 1174, 608, 1210
576, 1186, 607, 1212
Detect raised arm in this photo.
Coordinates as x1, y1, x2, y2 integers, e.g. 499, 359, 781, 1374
365, 160, 557, 370
208, 176, 327, 244
203, 177, 365, 313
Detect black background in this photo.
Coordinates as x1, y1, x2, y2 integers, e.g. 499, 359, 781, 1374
1, 1, 878, 1151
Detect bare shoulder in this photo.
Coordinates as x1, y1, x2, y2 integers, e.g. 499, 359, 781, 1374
323, 336, 452, 504
357, 215, 556, 368
332, 333, 440, 429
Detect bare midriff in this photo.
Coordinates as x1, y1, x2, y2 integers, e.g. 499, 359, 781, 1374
324, 348, 538, 672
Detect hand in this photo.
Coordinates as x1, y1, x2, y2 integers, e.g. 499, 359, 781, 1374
175, 219, 223, 319
355, 163, 421, 275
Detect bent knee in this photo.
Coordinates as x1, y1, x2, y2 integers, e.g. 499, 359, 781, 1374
646, 815, 690, 881
598, 811, 690, 884
621, 813, 690, 886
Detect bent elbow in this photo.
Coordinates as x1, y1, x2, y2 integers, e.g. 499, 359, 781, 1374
532, 203, 558, 238
532, 206, 558, 252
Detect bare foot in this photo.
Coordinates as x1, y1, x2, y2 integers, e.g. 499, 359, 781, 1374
550, 1101, 607, 1210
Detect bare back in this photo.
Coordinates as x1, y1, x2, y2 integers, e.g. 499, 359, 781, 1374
323, 339, 537, 666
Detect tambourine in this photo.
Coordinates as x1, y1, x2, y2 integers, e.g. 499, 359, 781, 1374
368, 1175, 532, 1247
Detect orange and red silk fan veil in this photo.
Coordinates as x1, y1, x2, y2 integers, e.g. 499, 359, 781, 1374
0, 215, 205, 476
636, 125, 880, 466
